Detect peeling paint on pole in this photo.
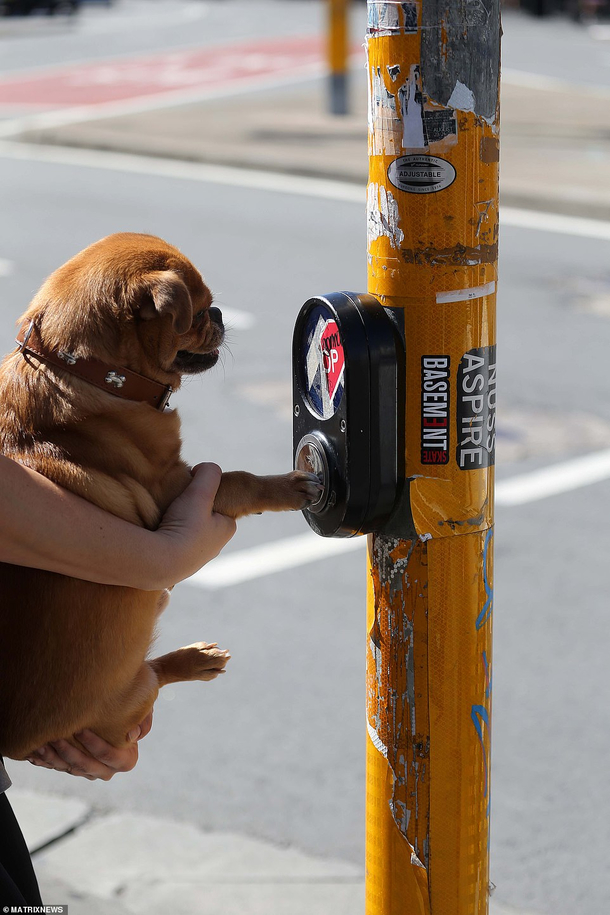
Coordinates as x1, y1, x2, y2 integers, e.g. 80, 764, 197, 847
367, 183, 405, 249
421, 0, 501, 123
365, 0, 499, 912
367, 535, 431, 853
366, 534, 431, 915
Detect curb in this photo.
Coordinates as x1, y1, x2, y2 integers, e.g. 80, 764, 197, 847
6, 129, 610, 225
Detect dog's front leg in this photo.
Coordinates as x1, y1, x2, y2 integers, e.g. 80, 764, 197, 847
150, 642, 231, 686
213, 470, 322, 519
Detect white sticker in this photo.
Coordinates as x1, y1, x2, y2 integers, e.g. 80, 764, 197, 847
398, 65, 426, 150
367, 182, 405, 249
388, 154, 456, 194
369, 65, 400, 156
368, 1, 418, 35
436, 281, 496, 304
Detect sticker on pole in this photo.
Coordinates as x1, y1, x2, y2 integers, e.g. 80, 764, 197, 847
388, 154, 456, 194
301, 305, 345, 419
456, 345, 497, 469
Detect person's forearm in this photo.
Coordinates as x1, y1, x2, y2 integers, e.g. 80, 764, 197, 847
0, 456, 175, 589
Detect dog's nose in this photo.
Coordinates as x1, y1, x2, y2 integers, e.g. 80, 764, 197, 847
208, 306, 223, 328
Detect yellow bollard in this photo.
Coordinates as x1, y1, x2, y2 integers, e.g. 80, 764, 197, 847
365, 1, 500, 912
328, 0, 349, 115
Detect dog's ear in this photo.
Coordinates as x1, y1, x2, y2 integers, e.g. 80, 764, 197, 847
137, 270, 193, 334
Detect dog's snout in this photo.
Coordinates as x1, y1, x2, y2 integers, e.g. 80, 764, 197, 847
208, 306, 223, 328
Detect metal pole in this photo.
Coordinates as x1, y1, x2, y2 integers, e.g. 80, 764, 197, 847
365, 2, 500, 913
328, 0, 349, 115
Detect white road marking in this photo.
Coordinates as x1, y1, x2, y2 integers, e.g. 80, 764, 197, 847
219, 306, 255, 331
588, 24, 610, 41
495, 448, 610, 506
490, 905, 541, 915
188, 531, 365, 590
501, 206, 610, 241
502, 66, 610, 98
0, 140, 365, 202
502, 68, 573, 92
1, 141, 610, 243
187, 449, 610, 589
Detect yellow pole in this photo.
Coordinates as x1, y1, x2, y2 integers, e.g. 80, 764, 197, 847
365, 2, 500, 913
328, 0, 349, 115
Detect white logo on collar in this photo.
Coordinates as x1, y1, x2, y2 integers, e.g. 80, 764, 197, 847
105, 371, 126, 389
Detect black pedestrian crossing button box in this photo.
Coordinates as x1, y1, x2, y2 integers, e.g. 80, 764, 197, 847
292, 292, 405, 537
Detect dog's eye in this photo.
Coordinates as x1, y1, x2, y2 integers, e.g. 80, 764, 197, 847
194, 309, 206, 320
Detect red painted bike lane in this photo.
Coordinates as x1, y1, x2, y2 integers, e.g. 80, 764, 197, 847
0, 35, 324, 110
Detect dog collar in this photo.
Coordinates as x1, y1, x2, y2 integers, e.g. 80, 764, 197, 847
15, 320, 173, 411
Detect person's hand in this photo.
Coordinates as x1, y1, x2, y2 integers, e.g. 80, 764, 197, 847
156, 462, 236, 582
26, 711, 153, 781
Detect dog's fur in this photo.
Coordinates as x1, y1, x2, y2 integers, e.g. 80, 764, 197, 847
0, 233, 319, 760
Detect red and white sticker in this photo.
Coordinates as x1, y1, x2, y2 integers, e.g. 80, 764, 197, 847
304, 312, 346, 420
319, 320, 345, 405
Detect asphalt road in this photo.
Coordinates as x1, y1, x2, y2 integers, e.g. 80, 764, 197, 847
1, 4, 610, 915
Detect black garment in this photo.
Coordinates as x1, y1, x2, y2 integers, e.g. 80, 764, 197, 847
0, 776, 43, 906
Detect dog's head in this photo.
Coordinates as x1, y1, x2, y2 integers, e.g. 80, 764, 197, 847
21, 233, 224, 388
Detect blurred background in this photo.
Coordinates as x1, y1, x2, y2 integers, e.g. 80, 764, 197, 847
1, 2, 609, 914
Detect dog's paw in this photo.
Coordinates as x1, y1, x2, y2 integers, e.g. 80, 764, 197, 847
281, 470, 324, 511
182, 642, 231, 681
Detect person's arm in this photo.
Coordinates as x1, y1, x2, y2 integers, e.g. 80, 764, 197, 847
0, 458, 236, 780
0, 456, 236, 589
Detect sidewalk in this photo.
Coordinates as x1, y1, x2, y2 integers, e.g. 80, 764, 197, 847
9, 67, 610, 221
11, 788, 363, 915
10, 789, 534, 915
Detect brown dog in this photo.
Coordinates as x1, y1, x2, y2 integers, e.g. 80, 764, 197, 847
0, 232, 319, 761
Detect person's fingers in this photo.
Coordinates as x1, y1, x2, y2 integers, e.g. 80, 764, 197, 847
136, 710, 154, 741
156, 461, 236, 580
189, 464, 237, 528
74, 729, 139, 774
30, 741, 99, 780
28, 726, 145, 781
189, 462, 223, 504
29, 754, 97, 778
215, 513, 237, 539
30, 745, 67, 771
54, 742, 108, 779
